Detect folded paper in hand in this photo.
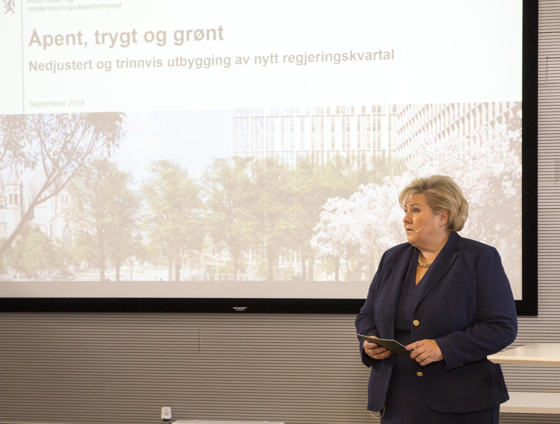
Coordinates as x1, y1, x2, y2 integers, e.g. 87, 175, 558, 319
357, 334, 411, 357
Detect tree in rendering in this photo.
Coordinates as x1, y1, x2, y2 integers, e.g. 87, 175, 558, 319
202, 157, 253, 281
66, 159, 140, 281
142, 160, 204, 281
0, 113, 126, 258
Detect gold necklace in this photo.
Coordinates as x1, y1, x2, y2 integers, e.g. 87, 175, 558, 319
417, 255, 433, 268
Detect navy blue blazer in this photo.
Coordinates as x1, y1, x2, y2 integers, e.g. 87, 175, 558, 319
355, 232, 517, 413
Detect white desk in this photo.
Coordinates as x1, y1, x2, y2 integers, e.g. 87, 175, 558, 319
501, 392, 560, 414
488, 343, 560, 366
488, 344, 560, 414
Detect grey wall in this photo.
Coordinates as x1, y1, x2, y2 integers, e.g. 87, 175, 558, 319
1, 1, 559, 423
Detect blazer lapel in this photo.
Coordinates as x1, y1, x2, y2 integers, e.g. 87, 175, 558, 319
414, 232, 461, 308
388, 244, 415, 331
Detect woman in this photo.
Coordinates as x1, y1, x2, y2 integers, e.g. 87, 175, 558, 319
355, 175, 517, 423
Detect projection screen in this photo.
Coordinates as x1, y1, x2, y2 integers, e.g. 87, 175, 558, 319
0, 0, 538, 313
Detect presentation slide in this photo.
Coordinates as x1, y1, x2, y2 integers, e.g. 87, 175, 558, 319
0, 0, 523, 301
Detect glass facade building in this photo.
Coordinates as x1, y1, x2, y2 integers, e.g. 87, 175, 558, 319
232, 102, 521, 167
232, 105, 398, 166
395, 102, 521, 164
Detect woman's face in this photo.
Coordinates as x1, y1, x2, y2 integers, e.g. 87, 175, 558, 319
402, 193, 442, 247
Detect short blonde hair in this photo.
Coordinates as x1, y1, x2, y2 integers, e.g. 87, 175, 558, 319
399, 175, 469, 232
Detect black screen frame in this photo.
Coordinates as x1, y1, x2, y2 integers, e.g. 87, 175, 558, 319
0, 0, 538, 315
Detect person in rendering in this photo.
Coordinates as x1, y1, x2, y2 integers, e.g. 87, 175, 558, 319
355, 175, 517, 423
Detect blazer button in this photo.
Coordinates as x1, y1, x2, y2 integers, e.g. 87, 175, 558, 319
417, 372, 423, 377
413, 320, 420, 326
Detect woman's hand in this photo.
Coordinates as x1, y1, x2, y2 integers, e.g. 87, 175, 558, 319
363, 337, 392, 360
406, 339, 443, 366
